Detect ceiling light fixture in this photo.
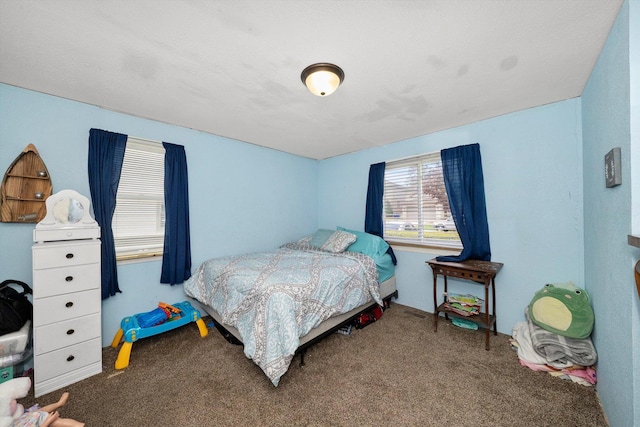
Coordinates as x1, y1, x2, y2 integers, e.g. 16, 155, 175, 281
301, 63, 344, 97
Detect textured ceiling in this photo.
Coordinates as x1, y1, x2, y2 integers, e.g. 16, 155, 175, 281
0, 0, 624, 159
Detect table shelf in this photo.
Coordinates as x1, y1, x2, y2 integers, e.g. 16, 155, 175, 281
435, 303, 496, 330
427, 258, 503, 350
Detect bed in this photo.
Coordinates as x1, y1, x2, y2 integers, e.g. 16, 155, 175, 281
184, 228, 397, 386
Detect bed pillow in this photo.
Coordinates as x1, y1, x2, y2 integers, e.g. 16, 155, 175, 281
296, 234, 313, 245
337, 227, 389, 258
309, 229, 357, 253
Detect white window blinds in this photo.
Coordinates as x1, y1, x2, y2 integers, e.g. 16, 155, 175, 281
112, 137, 165, 260
383, 151, 461, 248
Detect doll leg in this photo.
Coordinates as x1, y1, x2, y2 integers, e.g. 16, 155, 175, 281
50, 417, 85, 427
39, 411, 59, 427
38, 392, 69, 413
39, 411, 85, 427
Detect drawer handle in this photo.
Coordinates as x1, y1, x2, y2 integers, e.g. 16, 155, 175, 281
65, 301, 74, 308
66, 329, 75, 335
66, 253, 74, 259
66, 355, 75, 362
65, 276, 73, 282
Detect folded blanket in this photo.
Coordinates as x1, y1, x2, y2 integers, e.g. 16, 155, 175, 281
526, 310, 597, 366
512, 321, 572, 368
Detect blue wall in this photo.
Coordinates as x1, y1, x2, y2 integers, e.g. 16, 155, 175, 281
632, 1, 640, 425
0, 83, 318, 347
1, 7, 636, 420
318, 98, 585, 338
582, 1, 637, 426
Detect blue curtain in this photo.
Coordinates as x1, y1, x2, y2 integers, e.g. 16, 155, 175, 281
160, 142, 192, 285
88, 128, 127, 299
436, 143, 491, 262
365, 162, 397, 265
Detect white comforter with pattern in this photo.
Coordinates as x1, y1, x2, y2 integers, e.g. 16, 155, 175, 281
184, 243, 381, 386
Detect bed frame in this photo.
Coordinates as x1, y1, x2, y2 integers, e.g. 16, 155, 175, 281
190, 276, 398, 365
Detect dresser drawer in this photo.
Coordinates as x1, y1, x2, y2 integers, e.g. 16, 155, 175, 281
33, 289, 100, 326
34, 338, 102, 383
33, 241, 100, 270
34, 313, 100, 355
33, 263, 100, 298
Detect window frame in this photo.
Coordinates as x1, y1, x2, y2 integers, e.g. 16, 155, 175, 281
383, 151, 463, 251
112, 137, 165, 262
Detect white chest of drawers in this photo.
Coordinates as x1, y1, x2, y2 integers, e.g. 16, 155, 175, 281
32, 239, 102, 397
32, 190, 102, 397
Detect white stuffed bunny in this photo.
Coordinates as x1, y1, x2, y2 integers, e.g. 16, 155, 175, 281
0, 377, 31, 427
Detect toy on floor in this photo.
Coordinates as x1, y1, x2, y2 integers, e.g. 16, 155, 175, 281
0, 377, 29, 427
111, 300, 208, 370
0, 377, 84, 427
528, 282, 594, 339
136, 301, 182, 328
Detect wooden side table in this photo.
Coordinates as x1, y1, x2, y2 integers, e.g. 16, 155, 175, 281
426, 258, 503, 350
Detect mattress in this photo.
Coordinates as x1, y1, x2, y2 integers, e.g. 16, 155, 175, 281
193, 275, 396, 348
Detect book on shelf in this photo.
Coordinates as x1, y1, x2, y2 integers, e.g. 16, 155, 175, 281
443, 302, 478, 317
445, 292, 484, 306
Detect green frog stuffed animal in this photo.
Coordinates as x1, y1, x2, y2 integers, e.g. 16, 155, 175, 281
528, 282, 594, 339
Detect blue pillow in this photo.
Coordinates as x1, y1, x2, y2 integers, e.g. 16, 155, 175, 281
337, 226, 389, 258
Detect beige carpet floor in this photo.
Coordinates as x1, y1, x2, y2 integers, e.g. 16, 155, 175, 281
20, 304, 607, 426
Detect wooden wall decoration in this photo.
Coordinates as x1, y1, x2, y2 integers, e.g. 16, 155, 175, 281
0, 144, 53, 223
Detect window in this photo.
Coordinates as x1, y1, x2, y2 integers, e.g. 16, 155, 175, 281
112, 137, 165, 260
383, 151, 462, 249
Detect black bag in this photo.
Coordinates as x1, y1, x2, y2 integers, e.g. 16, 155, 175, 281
0, 280, 33, 336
